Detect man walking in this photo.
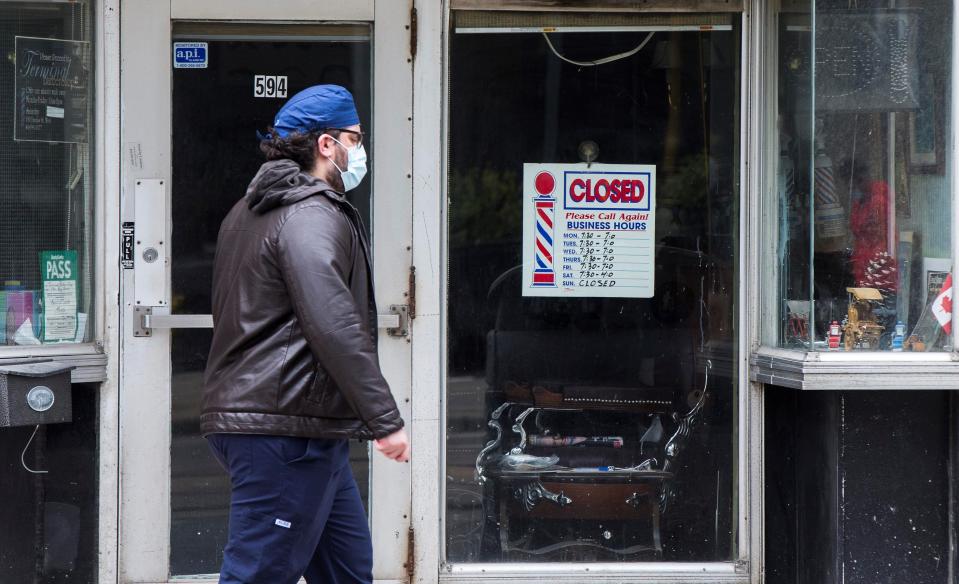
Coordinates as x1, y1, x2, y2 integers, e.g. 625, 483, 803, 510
202, 84, 409, 584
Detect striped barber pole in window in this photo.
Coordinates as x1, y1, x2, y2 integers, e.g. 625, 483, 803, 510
814, 151, 845, 239
532, 196, 556, 287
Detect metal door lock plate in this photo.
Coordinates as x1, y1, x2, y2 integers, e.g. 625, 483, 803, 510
133, 306, 153, 337
383, 304, 409, 338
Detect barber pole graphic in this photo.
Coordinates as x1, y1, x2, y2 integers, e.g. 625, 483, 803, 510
814, 161, 845, 239
522, 162, 657, 299
812, 129, 845, 240
532, 171, 557, 287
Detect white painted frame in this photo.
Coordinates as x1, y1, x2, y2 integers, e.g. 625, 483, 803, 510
118, 1, 413, 582
409, 2, 760, 583
99, 0, 122, 582
3, 2, 124, 583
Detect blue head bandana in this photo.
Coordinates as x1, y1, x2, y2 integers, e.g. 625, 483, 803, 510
268, 84, 360, 139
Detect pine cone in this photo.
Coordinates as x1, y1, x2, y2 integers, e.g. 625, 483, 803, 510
860, 251, 898, 293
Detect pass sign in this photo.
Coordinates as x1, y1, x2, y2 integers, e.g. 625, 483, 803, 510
522, 163, 657, 298
40, 250, 78, 342
173, 42, 207, 69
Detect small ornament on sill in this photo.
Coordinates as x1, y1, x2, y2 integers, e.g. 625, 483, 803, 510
891, 321, 906, 351
828, 320, 842, 350
904, 334, 926, 352
843, 287, 885, 350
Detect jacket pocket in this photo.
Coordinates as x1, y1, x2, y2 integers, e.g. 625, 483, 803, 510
304, 365, 331, 404
302, 364, 357, 419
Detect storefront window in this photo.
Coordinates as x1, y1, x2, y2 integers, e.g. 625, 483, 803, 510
0, 1, 95, 348
446, 11, 740, 563
771, 0, 952, 352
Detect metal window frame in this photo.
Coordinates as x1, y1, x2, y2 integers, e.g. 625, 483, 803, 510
752, 0, 959, 390
953, 0, 959, 355
415, 2, 763, 582
449, 0, 746, 13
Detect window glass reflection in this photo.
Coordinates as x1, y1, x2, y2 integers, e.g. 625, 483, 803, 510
446, 12, 740, 563
169, 31, 372, 575
0, 3, 95, 346
776, 0, 953, 351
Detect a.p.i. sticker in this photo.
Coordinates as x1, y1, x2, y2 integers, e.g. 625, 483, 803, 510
173, 42, 208, 69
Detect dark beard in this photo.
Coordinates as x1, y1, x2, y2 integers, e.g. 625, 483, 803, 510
322, 151, 348, 192
328, 172, 345, 192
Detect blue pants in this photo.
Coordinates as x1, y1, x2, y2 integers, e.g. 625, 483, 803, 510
207, 434, 373, 584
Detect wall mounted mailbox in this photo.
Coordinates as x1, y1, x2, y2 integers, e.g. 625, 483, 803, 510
0, 362, 74, 427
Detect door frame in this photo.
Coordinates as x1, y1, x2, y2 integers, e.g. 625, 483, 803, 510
410, 1, 764, 582
117, 1, 414, 582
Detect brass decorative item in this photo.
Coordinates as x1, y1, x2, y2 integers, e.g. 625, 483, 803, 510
842, 287, 885, 350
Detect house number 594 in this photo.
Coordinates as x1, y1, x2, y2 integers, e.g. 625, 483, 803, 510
254, 75, 288, 98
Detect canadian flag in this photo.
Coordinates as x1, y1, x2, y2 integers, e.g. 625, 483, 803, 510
931, 274, 953, 334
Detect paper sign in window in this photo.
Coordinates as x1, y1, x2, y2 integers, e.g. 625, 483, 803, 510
522, 163, 657, 299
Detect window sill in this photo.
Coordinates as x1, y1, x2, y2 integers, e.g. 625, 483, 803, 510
0, 343, 108, 383
441, 561, 747, 583
750, 347, 959, 390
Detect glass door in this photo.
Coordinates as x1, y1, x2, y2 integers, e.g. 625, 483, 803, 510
168, 23, 376, 575
118, 2, 413, 581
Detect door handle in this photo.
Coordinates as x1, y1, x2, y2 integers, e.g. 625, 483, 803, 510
144, 313, 214, 329
134, 305, 409, 337
133, 306, 212, 337
377, 314, 401, 329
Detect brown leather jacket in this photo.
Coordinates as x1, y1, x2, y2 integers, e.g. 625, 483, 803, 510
201, 159, 404, 440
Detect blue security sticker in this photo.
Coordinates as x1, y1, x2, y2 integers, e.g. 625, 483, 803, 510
173, 42, 208, 69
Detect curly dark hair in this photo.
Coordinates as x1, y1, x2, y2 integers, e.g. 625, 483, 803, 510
258, 127, 341, 170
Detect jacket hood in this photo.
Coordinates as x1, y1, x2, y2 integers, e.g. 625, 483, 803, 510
245, 159, 344, 214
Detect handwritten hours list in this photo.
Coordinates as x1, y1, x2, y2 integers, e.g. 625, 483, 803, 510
522, 163, 656, 299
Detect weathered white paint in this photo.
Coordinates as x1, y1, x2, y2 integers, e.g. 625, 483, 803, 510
411, 1, 445, 583
118, 0, 174, 579
371, 0, 415, 580
97, 0, 122, 581
171, 0, 372, 21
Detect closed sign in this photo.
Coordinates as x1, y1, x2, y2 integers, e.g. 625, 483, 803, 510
522, 163, 657, 299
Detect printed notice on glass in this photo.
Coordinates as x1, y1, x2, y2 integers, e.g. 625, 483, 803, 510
522, 163, 656, 298
40, 250, 78, 342
15, 36, 91, 144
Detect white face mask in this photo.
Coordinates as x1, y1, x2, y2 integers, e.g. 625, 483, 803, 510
328, 136, 368, 192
